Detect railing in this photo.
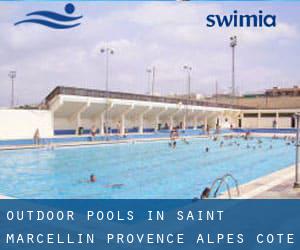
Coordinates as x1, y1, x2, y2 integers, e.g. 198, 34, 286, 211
45, 86, 251, 109
209, 173, 240, 198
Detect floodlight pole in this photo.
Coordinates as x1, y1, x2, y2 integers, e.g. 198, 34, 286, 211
294, 113, 300, 188
100, 47, 114, 136
183, 65, 192, 101
8, 71, 16, 108
146, 68, 152, 95
215, 80, 218, 103
183, 65, 192, 129
101, 47, 114, 93
230, 36, 237, 99
152, 66, 156, 96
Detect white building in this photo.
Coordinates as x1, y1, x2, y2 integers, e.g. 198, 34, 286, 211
47, 87, 239, 136
0, 86, 299, 140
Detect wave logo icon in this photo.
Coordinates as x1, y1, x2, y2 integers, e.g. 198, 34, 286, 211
14, 3, 82, 29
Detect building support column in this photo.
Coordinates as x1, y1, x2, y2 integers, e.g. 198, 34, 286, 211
99, 112, 105, 135
138, 107, 152, 134
193, 116, 198, 130
155, 115, 160, 132
240, 113, 244, 128
154, 107, 168, 132
121, 113, 125, 135
69, 102, 90, 135
138, 114, 144, 134
182, 115, 186, 130
169, 116, 174, 130
257, 112, 261, 128
204, 116, 208, 131
119, 105, 134, 135
76, 113, 81, 134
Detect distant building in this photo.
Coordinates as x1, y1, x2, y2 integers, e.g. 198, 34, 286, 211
265, 86, 300, 97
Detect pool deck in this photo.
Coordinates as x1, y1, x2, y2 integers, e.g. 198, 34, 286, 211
0, 132, 296, 151
0, 134, 212, 151
220, 165, 300, 199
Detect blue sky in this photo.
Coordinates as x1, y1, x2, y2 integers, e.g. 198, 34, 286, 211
0, 1, 300, 106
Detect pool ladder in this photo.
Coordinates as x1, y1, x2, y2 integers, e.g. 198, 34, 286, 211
209, 173, 240, 199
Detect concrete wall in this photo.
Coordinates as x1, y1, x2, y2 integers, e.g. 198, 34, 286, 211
278, 117, 291, 128
54, 117, 76, 130
242, 118, 259, 128
242, 117, 293, 128
259, 117, 275, 128
0, 109, 53, 140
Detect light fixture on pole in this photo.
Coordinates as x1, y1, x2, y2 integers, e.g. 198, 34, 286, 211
151, 66, 156, 96
230, 36, 237, 98
183, 65, 192, 130
294, 113, 300, 188
183, 65, 192, 101
146, 68, 152, 95
8, 71, 16, 108
100, 47, 114, 93
146, 66, 156, 96
100, 47, 114, 137
215, 80, 219, 103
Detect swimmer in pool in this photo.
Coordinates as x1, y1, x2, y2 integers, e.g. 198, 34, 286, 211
90, 174, 96, 183
205, 147, 209, 153
182, 138, 190, 144
105, 184, 124, 189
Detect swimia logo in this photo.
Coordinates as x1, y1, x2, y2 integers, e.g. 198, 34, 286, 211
14, 3, 83, 29
206, 10, 276, 28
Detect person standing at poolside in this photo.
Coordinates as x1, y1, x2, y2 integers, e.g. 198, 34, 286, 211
169, 127, 177, 148
104, 122, 107, 134
91, 125, 97, 140
33, 128, 41, 145
116, 121, 121, 135
272, 119, 277, 129
206, 126, 210, 135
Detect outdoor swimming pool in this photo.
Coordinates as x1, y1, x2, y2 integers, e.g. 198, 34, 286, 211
0, 136, 295, 198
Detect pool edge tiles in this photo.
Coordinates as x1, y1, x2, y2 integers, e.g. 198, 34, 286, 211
0, 134, 211, 151
219, 165, 299, 199
0, 131, 296, 151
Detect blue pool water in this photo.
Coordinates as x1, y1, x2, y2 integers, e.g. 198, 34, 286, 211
0, 137, 295, 199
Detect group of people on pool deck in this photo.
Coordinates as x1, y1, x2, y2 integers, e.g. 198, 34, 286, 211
89, 121, 128, 138
87, 174, 124, 188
